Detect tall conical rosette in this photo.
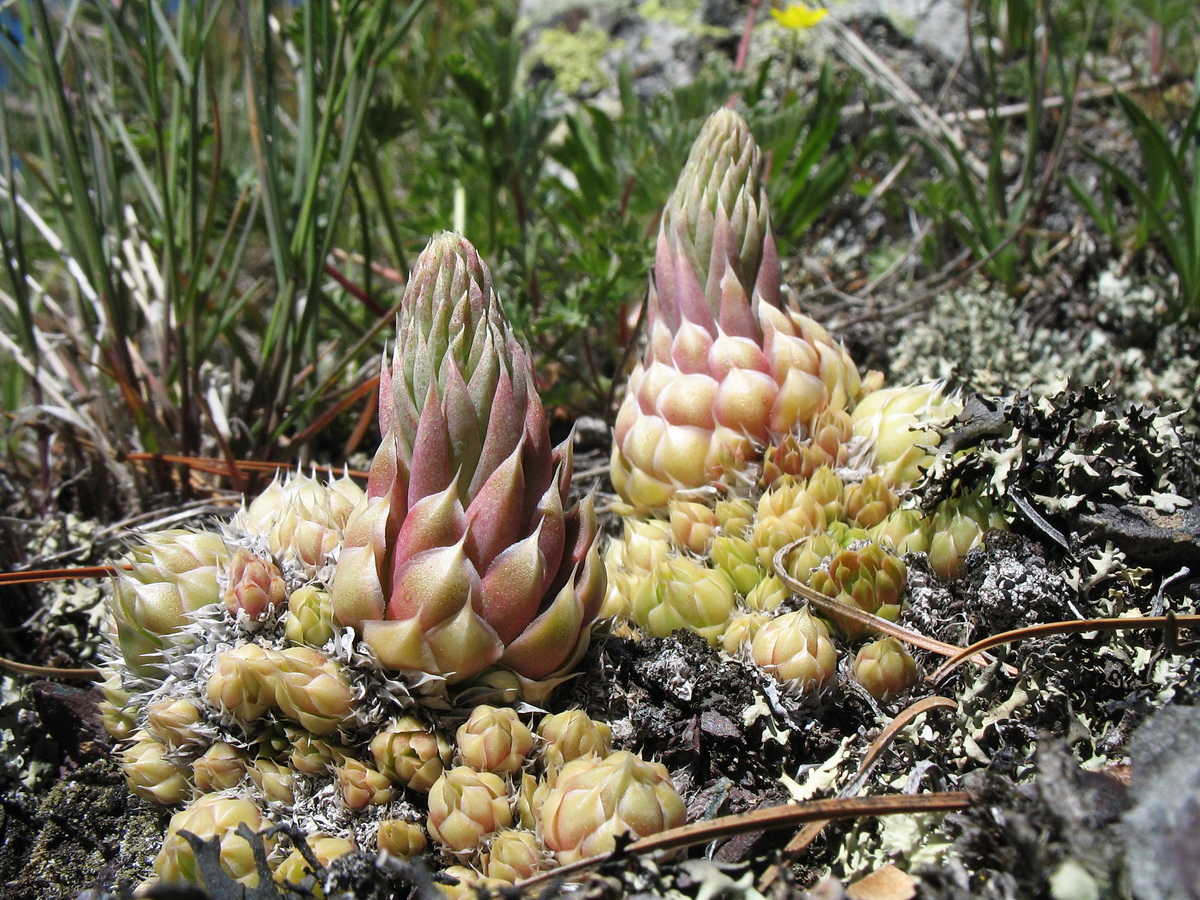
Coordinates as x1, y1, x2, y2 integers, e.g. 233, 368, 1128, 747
331, 234, 605, 694
611, 109, 866, 511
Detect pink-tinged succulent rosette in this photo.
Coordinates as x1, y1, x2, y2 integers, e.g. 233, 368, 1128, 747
611, 109, 866, 511
331, 233, 605, 692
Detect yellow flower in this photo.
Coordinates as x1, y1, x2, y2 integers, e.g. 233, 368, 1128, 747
771, 3, 829, 29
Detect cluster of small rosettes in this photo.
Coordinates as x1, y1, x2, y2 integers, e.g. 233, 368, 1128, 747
121, 697, 680, 895
101, 471, 683, 894
605, 398, 1007, 701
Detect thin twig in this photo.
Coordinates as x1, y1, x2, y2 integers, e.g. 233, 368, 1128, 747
758, 695, 959, 889
0, 566, 118, 585
517, 791, 972, 890
772, 541, 1014, 672
930, 613, 1200, 684
0, 655, 101, 681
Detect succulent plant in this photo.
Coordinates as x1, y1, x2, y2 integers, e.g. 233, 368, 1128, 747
455, 704, 534, 775
610, 109, 865, 511
850, 382, 961, 488
376, 819, 428, 858
249, 757, 297, 806
809, 542, 907, 639
853, 636, 918, 699
720, 611, 771, 655
122, 730, 191, 805
223, 548, 286, 620
426, 765, 513, 854
536, 710, 613, 780
109, 529, 227, 675
144, 697, 207, 751
539, 750, 687, 864
333, 757, 395, 810
927, 493, 1007, 579
192, 741, 247, 793
481, 829, 548, 882
285, 585, 336, 646
239, 469, 364, 579
274, 835, 356, 897
630, 556, 736, 644
206, 644, 354, 736
330, 233, 605, 692
751, 608, 839, 692
370, 715, 451, 792
153, 795, 273, 888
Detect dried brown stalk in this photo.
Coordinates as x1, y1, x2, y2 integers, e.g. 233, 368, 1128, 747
930, 613, 1200, 684
759, 696, 959, 889
518, 791, 972, 891
772, 541, 1018, 675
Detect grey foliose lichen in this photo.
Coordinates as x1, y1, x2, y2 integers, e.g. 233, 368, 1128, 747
888, 266, 1200, 431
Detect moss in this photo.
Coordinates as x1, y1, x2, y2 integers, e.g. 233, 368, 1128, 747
530, 22, 623, 95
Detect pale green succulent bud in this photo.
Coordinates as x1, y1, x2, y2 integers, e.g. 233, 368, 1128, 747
377, 819, 427, 857
602, 518, 676, 620
928, 509, 984, 580
153, 794, 272, 887
243, 470, 364, 579
714, 497, 756, 538
514, 771, 548, 831
285, 585, 335, 647
274, 835, 356, 896
192, 741, 247, 793
110, 529, 226, 675
271, 647, 355, 735
370, 716, 451, 792
334, 757, 395, 810
805, 466, 845, 523
721, 612, 770, 655
223, 548, 286, 620
851, 382, 961, 488
810, 542, 907, 639
206, 644, 353, 735
744, 574, 788, 612
481, 829, 548, 883
843, 473, 899, 529
249, 758, 296, 806
711, 534, 763, 596
751, 608, 838, 692
426, 766, 513, 855
205, 643, 275, 723
853, 637, 918, 700
145, 697, 206, 751
632, 557, 735, 644
331, 234, 605, 691
439, 865, 509, 900
600, 542, 636, 621
537, 711, 613, 782
668, 499, 720, 555
98, 669, 136, 741
121, 730, 190, 805
871, 507, 933, 556
785, 530, 843, 585
289, 731, 338, 776
244, 469, 362, 535
539, 750, 686, 865
752, 479, 829, 570
621, 518, 675, 575
456, 705, 534, 776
